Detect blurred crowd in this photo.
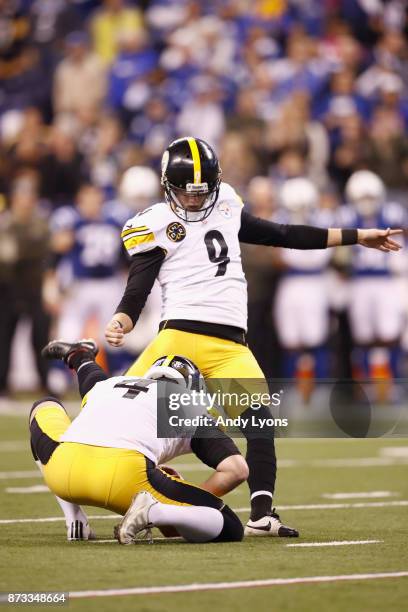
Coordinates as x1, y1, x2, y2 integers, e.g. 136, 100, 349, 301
1, 0, 408, 397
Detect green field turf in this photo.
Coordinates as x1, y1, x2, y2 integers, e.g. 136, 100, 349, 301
0, 411, 407, 611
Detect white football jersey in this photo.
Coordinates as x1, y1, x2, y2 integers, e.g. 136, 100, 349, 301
121, 182, 248, 330
60, 377, 191, 465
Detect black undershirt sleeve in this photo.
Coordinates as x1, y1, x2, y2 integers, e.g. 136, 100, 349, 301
115, 247, 165, 326
238, 210, 329, 249
190, 424, 242, 470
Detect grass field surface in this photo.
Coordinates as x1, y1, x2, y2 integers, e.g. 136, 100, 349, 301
0, 408, 407, 611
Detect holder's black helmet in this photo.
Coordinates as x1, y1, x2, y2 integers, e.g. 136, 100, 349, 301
161, 137, 222, 222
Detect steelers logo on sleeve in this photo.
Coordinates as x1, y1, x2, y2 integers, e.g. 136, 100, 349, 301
166, 222, 186, 242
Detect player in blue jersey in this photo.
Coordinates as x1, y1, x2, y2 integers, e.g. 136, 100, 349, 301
50, 184, 128, 375
273, 178, 335, 397
338, 170, 407, 385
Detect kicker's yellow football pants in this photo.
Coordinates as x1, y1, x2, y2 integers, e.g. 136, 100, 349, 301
30, 400, 222, 515
125, 329, 268, 418
126, 329, 264, 378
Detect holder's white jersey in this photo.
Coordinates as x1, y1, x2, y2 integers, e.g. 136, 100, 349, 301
121, 182, 248, 330
60, 376, 191, 465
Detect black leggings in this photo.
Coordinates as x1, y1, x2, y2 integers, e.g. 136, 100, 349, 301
76, 362, 108, 398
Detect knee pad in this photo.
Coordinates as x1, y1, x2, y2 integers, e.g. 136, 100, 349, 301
213, 505, 244, 542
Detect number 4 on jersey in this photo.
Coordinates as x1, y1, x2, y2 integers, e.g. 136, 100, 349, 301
114, 380, 150, 399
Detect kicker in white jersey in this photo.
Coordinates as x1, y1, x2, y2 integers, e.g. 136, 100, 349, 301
121, 182, 248, 330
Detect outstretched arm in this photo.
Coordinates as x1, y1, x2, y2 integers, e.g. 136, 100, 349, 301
327, 227, 402, 251
238, 211, 329, 248
239, 211, 403, 252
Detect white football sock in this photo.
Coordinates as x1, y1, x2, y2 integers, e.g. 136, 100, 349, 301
148, 503, 224, 543
34, 460, 88, 526
55, 496, 89, 526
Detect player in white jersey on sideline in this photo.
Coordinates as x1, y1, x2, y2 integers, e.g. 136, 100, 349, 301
273, 178, 333, 394
30, 339, 247, 544
338, 170, 407, 385
104, 137, 403, 537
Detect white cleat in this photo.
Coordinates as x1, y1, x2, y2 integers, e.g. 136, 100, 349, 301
114, 491, 158, 545
67, 520, 96, 541
244, 509, 299, 537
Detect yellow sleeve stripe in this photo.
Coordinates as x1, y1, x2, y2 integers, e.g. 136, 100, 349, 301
124, 232, 155, 250
187, 137, 201, 184
121, 226, 149, 237
162, 354, 175, 367
122, 230, 153, 241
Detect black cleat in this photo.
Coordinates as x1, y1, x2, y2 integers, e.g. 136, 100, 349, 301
244, 508, 299, 537
41, 339, 99, 367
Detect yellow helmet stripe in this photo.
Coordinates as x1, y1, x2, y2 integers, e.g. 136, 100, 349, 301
163, 354, 174, 367
187, 137, 201, 184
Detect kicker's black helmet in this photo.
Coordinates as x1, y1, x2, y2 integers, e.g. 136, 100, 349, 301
161, 137, 222, 222
144, 355, 204, 392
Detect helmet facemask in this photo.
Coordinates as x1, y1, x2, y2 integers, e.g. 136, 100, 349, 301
345, 170, 386, 218
354, 196, 381, 218
163, 177, 221, 222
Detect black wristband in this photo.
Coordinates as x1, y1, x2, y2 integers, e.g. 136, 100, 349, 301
341, 228, 358, 245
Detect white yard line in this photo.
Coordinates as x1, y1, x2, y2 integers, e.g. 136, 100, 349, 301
286, 540, 382, 548
5, 485, 49, 494
0, 470, 39, 480
5, 487, 399, 500
233, 501, 408, 513
380, 447, 408, 458
90, 539, 117, 544
1, 457, 407, 481
1, 500, 408, 525
305, 457, 408, 467
2, 485, 242, 496
0, 441, 27, 452
173, 457, 408, 469
66, 572, 408, 599
0, 514, 119, 525
322, 491, 397, 500
89, 537, 183, 544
